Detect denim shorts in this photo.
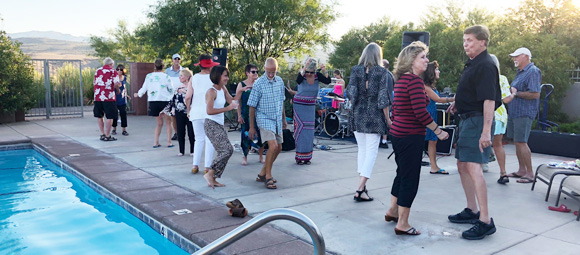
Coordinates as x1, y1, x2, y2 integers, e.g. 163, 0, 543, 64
506, 117, 533, 142
455, 116, 495, 164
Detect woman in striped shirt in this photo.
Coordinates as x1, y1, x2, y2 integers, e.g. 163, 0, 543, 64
385, 41, 449, 236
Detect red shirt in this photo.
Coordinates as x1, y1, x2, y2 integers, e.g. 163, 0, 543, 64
93, 65, 120, 102
390, 73, 433, 137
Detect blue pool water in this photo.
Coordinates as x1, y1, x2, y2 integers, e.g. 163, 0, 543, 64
0, 149, 189, 255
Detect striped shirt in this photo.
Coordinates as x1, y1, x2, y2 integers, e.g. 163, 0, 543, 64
390, 73, 433, 137
507, 63, 542, 119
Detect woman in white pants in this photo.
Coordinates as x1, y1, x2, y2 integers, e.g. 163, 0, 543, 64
345, 42, 391, 202
185, 54, 220, 174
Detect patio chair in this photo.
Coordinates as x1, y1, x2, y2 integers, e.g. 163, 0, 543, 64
531, 164, 580, 202
554, 176, 580, 221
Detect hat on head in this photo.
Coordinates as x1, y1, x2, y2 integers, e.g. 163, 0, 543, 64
172, 53, 181, 60
194, 59, 220, 68
509, 47, 532, 58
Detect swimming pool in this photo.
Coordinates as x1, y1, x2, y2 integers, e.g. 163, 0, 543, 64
0, 149, 189, 255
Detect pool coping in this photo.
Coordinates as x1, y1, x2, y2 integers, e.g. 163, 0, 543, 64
1, 137, 318, 255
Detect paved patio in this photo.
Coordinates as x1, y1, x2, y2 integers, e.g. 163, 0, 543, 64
1, 114, 579, 255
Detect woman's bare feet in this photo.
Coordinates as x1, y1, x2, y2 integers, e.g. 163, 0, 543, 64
242, 157, 248, 166
259, 156, 265, 164
204, 170, 225, 189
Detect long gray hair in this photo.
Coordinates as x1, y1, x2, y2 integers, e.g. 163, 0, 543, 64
358, 42, 383, 69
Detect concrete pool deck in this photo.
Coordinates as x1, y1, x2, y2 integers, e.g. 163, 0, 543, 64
1, 114, 579, 255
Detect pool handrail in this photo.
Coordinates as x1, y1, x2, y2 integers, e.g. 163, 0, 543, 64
192, 208, 325, 255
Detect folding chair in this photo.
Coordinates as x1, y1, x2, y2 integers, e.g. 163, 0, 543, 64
531, 164, 580, 202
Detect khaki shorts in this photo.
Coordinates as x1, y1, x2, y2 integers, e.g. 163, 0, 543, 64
259, 128, 283, 144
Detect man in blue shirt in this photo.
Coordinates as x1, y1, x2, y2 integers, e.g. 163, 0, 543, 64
505, 47, 541, 183
166, 53, 183, 140
248, 57, 287, 189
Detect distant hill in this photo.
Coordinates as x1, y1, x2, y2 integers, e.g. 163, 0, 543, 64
8, 31, 89, 42
10, 37, 99, 67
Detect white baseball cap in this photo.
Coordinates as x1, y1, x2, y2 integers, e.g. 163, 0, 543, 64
509, 47, 532, 58
172, 53, 182, 60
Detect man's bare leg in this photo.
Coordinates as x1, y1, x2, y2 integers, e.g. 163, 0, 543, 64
458, 161, 478, 212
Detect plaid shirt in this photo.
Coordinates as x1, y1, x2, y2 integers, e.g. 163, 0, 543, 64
508, 63, 542, 119
247, 75, 285, 134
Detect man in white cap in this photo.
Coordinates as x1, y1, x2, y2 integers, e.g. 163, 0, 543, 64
505, 47, 541, 183
166, 53, 183, 140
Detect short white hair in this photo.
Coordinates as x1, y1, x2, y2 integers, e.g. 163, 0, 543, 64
358, 43, 383, 68
103, 57, 114, 66
264, 57, 278, 69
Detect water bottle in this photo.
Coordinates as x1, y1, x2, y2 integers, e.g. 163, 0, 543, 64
244, 131, 259, 144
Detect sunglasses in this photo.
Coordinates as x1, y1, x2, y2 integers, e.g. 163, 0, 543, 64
174, 58, 181, 60
116, 68, 123, 71
305, 71, 315, 74
250, 70, 259, 74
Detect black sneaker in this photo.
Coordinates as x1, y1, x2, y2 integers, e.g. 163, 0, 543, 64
462, 218, 496, 240
171, 133, 178, 140
448, 208, 480, 224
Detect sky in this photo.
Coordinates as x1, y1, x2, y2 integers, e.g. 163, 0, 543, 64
1, 0, 577, 40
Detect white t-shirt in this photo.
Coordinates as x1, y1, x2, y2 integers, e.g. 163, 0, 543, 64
205, 87, 226, 125
189, 73, 214, 120
137, 72, 174, 102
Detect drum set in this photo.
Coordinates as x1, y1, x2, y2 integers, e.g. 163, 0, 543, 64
315, 84, 353, 138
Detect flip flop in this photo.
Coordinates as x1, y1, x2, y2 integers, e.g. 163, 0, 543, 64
430, 169, 449, 175
153, 145, 161, 148
548, 204, 571, 213
394, 227, 421, 235
516, 177, 535, 183
168, 144, 175, 148
507, 172, 523, 178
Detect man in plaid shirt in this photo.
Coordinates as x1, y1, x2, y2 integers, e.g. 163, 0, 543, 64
248, 58, 287, 189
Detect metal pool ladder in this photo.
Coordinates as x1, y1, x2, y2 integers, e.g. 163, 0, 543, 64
192, 208, 325, 255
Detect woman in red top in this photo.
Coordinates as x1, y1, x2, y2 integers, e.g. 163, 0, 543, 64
385, 41, 449, 236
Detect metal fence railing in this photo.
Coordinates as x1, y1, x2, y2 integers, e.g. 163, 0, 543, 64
568, 68, 580, 82
28, 59, 85, 119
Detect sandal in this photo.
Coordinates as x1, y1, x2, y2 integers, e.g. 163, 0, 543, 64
191, 166, 199, 174
256, 174, 277, 183
104, 136, 117, 141
385, 214, 399, 223
265, 178, 277, 189
497, 175, 509, 184
354, 189, 373, 202
100, 134, 106, 141
122, 131, 129, 136
111, 130, 117, 135
226, 199, 245, 209
394, 227, 421, 235
229, 207, 248, 218
296, 160, 304, 165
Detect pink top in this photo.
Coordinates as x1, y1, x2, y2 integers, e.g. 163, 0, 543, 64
332, 80, 344, 108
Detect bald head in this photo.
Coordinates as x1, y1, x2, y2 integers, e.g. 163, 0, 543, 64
264, 57, 278, 79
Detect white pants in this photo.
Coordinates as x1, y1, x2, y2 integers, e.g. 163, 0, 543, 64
192, 119, 215, 168
354, 132, 381, 179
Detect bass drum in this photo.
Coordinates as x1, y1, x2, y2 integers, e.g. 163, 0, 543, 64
323, 112, 348, 137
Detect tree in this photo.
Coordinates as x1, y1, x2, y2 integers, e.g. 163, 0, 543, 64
329, 17, 401, 75
0, 31, 36, 114
90, 21, 157, 62
138, 0, 336, 82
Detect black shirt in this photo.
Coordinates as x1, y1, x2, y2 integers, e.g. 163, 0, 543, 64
455, 49, 501, 114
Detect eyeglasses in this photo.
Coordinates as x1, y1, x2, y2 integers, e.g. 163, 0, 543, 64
250, 70, 259, 74
305, 71, 315, 74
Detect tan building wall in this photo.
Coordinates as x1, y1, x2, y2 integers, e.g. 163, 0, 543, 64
561, 82, 580, 121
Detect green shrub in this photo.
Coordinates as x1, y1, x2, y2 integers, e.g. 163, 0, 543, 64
0, 31, 36, 113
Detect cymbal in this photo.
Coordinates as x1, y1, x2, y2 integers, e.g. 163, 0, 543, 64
324, 95, 345, 101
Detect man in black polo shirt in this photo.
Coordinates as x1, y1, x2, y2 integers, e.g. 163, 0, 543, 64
447, 25, 501, 240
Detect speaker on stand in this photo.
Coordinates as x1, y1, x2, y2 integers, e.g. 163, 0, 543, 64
212, 48, 228, 67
